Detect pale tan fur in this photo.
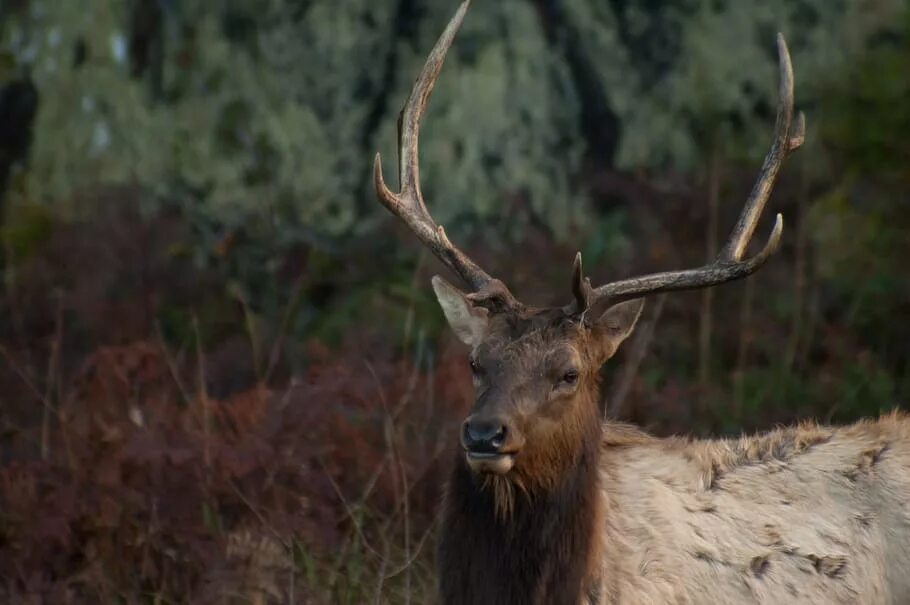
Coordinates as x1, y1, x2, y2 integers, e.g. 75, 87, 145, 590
594, 412, 910, 604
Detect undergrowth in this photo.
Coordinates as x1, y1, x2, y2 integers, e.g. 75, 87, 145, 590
0, 334, 470, 603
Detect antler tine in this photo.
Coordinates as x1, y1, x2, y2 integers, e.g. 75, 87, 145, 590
571, 252, 594, 314
719, 34, 800, 263
374, 0, 511, 302
578, 34, 805, 314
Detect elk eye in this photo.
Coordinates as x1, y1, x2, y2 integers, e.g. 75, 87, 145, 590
561, 369, 579, 385
469, 358, 481, 376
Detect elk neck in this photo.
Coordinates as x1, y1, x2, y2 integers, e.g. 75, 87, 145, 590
438, 386, 605, 605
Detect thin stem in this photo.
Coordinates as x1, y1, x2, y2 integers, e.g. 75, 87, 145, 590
698, 138, 722, 391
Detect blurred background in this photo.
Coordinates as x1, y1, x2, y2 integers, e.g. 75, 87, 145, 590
0, 0, 908, 602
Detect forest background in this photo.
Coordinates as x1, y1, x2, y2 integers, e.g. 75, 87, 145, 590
1, 0, 909, 602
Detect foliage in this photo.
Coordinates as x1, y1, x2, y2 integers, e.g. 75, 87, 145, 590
0, 334, 469, 602
5, 0, 897, 243
565, 0, 905, 172
1, 0, 585, 245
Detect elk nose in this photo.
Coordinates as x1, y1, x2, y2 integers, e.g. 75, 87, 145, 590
462, 418, 508, 453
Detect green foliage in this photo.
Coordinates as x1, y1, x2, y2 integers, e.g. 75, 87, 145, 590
1, 201, 53, 259
565, 0, 905, 172
2, 0, 585, 245
3, 0, 390, 233
818, 9, 910, 183
3, 0, 906, 236
4, 1, 139, 203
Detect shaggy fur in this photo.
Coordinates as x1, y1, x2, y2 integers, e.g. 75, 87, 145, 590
596, 413, 910, 603
438, 413, 604, 605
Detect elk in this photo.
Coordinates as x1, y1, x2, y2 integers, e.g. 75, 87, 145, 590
373, 3, 910, 603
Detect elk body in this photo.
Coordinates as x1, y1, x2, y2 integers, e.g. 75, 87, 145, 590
373, 3, 910, 603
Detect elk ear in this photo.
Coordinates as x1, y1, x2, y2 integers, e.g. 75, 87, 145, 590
432, 275, 489, 347
592, 298, 645, 356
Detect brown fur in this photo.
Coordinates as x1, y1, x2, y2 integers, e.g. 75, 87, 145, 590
439, 309, 609, 604
438, 404, 605, 605
436, 300, 910, 604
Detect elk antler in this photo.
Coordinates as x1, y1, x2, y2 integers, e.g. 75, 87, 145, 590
373, 0, 518, 310
571, 34, 806, 316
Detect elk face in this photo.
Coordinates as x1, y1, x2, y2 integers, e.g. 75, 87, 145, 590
432, 276, 643, 481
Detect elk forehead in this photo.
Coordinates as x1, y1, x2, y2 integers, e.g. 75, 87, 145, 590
475, 311, 590, 371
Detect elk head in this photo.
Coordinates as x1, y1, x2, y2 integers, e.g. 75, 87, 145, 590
374, 0, 804, 491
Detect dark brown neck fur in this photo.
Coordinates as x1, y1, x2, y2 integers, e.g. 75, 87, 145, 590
438, 399, 603, 605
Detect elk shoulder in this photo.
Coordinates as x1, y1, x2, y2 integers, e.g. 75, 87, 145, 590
597, 412, 910, 603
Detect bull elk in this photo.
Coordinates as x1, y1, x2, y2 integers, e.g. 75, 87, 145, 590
373, 2, 910, 603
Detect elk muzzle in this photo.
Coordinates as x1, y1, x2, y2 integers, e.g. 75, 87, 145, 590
461, 415, 522, 474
